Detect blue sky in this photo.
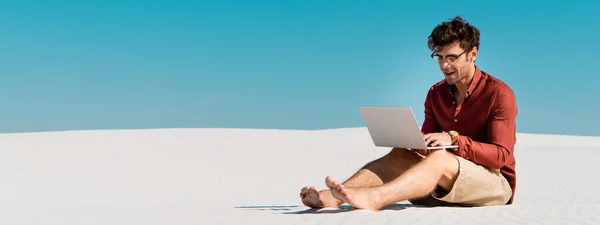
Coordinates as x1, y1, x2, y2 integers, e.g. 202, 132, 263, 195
0, 0, 599, 136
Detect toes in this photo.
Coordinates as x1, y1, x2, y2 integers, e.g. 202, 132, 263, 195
335, 183, 344, 192
301, 186, 314, 198
308, 188, 319, 196
325, 176, 334, 189
332, 180, 340, 187
301, 186, 310, 194
338, 186, 348, 196
332, 181, 343, 190
325, 176, 339, 190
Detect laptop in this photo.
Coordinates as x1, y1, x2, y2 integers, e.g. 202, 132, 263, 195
358, 106, 458, 150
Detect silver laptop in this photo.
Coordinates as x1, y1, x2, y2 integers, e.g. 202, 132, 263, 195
358, 106, 458, 150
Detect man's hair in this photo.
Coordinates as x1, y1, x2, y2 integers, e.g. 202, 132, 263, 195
427, 16, 480, 53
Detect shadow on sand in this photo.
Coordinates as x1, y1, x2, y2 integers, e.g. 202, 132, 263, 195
235, 203, 431, 214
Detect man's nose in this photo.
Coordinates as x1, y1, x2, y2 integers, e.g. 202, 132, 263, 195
439, 61, 450, 68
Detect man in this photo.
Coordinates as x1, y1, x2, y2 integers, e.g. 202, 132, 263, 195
299, 16, 518, 211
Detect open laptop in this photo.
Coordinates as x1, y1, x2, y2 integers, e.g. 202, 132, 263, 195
358, 106, 458, 150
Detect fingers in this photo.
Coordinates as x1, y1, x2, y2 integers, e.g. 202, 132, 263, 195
425, 139, 434, 146
423, 134, 433, 144
423, 133, 443, 146
425, 136, 438, 146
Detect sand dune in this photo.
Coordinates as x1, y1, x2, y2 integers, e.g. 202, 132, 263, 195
0, 127, 599, 224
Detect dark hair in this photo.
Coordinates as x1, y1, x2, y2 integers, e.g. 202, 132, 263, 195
428, 16, 480, 53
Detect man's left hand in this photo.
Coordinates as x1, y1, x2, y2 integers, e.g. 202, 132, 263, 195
423, 132, 453, 147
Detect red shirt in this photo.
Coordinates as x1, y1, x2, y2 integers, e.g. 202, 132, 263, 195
418, 66, 518, 204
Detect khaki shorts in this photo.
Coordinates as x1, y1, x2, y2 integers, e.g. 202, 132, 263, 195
409, 155, 512, 207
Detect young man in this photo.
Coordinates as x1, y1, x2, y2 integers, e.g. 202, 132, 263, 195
299, 16, 518, 211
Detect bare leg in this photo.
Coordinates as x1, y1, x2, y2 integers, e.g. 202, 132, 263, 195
325, 149, 460, 211
300, 148, 422, 208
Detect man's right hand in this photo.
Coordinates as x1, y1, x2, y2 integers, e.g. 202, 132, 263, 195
423, 132, 453, 147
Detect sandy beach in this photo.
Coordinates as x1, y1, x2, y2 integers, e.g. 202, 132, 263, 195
0, 127, 598, 224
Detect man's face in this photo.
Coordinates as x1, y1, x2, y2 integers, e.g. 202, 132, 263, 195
432, 41, 477, 85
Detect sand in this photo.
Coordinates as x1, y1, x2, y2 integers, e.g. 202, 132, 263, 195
0, 127, 599, 224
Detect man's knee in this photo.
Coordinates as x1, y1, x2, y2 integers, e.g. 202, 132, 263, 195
424, 150, 460, 191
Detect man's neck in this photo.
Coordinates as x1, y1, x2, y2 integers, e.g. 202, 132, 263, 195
454, 65, 476, 96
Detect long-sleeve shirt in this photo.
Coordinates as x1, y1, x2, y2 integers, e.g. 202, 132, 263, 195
417, 66, 518, 204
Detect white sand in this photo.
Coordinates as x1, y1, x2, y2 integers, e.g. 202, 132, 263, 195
0, 127, 599, 224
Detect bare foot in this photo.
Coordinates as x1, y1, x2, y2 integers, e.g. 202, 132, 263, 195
325, 176, 382, 211
299, 186, 341, 208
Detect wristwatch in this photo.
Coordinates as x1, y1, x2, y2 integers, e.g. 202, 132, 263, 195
448, 130, 459, 144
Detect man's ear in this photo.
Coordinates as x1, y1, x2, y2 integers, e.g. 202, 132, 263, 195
469, 47, 478, 63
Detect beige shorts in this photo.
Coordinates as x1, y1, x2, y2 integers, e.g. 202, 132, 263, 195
409, 155, 512, 207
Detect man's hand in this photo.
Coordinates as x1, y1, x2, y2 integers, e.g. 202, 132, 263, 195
423, 132, 453, 147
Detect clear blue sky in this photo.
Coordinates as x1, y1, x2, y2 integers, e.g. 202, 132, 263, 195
1, 1, 598, 136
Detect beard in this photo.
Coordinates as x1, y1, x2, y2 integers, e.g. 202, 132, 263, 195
443, 70, 461, 84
